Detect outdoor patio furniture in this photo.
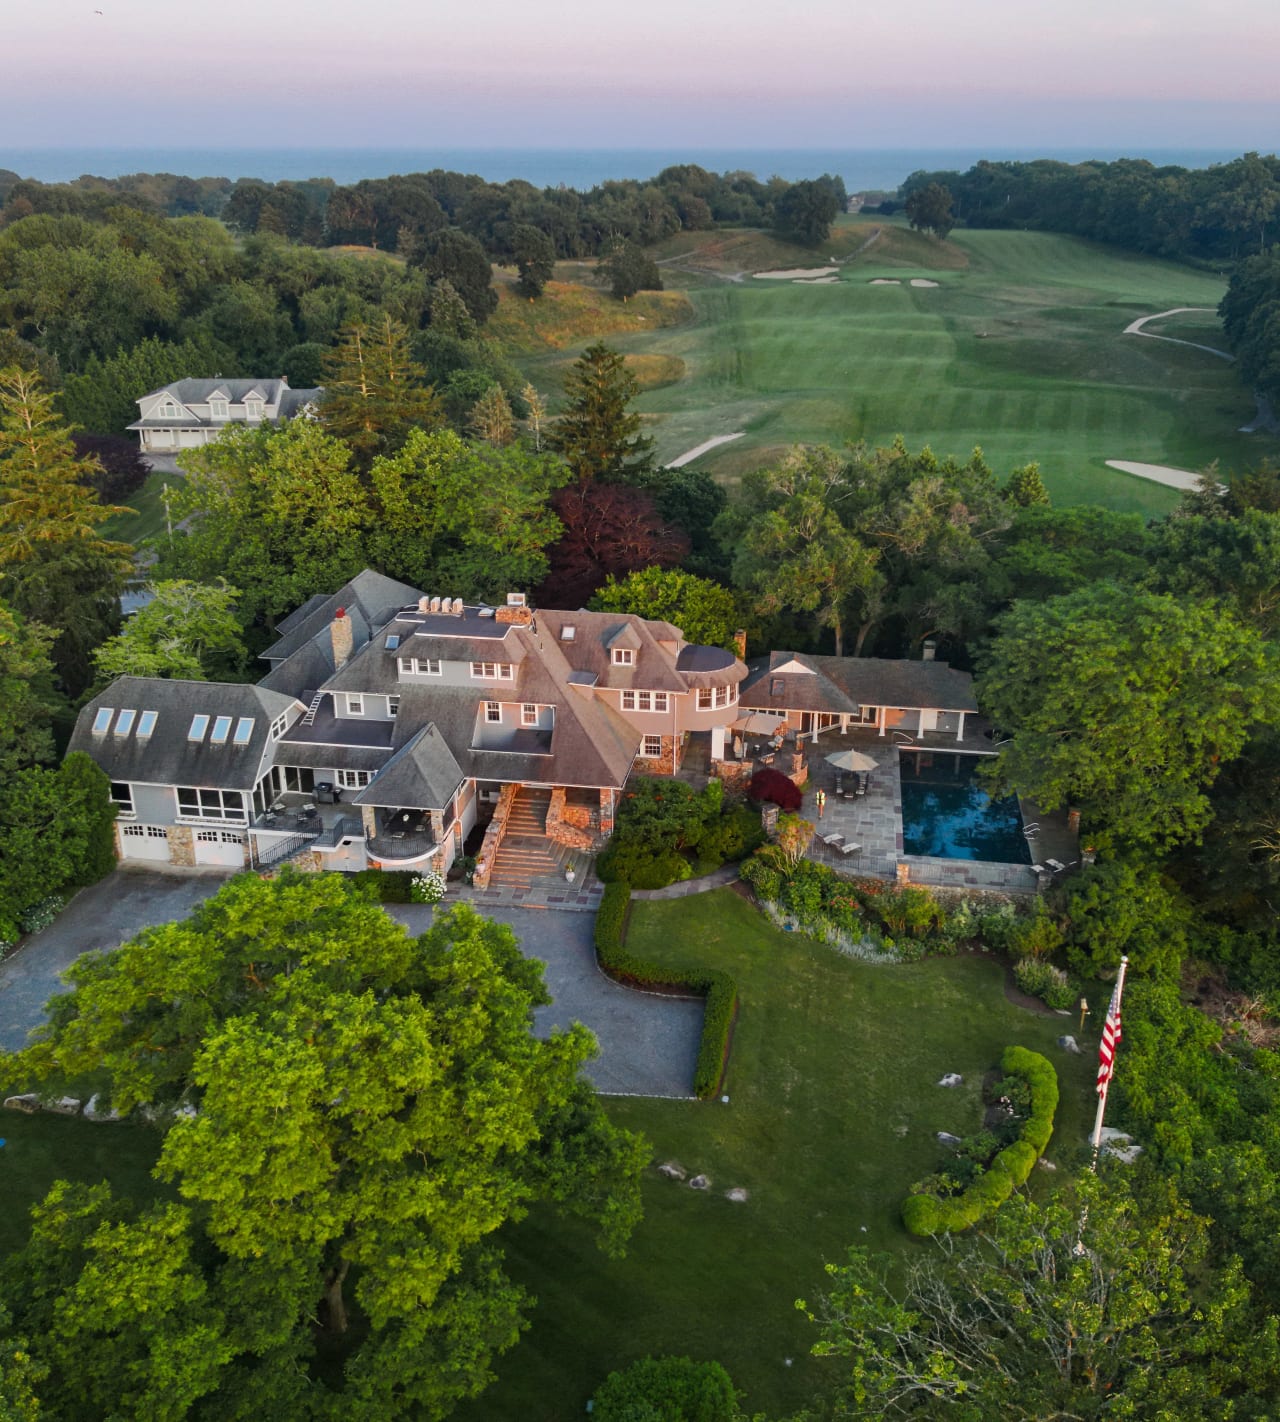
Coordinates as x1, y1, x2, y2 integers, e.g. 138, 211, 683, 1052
834, 776, 845, 797
821, 832, 844, 848
854, 774, 868, 796
839, 841, 863, 855
760, 753, 775, 766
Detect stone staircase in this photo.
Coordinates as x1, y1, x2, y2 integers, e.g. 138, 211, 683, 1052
487, 788, 564, 888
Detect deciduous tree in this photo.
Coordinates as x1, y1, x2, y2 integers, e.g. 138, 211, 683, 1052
92, 579, 246, 683
904, 182, 956, 239
512, 223, 556, 299
540, 482, 687, 606
592, 567, 742, 650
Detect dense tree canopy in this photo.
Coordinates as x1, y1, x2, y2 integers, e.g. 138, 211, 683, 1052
91, 579, 246, 683
2, 874, 646, 1419
591, 567, 742, 649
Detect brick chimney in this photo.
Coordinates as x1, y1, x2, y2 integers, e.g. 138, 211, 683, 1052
495, 593, 533, 626
331, 607, 354, 670
733, 628, 747, 660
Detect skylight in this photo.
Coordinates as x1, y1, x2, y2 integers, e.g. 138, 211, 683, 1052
115, 709, 136, 736
561, 626, 576, 641
233, 717, 254, 745
210, 716, 232, 744
137, 710, 158, 738
188, 714, 209, 741
92, 707, 113, 734
386, 634, 401, 650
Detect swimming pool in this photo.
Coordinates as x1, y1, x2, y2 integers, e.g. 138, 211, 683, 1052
898, 751, 1031, 864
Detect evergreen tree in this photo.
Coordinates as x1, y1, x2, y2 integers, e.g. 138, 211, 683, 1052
552, 342, 653, 484
317, 315, 443, 467
1001, 461, 1050, 506
521, 381, 548, 452
427, 278, 476, 340
0, 367, 132, 693
468, 384, 516, 447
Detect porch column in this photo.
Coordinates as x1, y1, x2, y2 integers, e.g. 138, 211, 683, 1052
918, 708, 926, 737
956, 711, 966, 742
878, 707, 886, 737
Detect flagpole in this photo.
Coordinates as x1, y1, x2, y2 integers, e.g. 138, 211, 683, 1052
1088, 953, 1129, 1173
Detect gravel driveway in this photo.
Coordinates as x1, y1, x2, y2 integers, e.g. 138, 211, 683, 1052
0, 875, 703, 1098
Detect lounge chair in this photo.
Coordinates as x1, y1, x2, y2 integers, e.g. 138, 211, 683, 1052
839, 840, 863, 855
854, 773, 868, 796
821, 832, 844, 849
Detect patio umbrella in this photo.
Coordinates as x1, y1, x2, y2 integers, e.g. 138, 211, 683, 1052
733, 711, 787, 734
824, 748, 880, 773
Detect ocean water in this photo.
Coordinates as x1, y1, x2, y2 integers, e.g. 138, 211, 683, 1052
0, 146, 1248, 192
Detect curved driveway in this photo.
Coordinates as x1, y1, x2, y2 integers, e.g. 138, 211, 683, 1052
0, 873, 701, 1098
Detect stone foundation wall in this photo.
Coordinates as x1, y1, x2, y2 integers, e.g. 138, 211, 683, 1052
630, 735, 678, 777
472, 784, 520, 889
546, 787, 598, 851
258, 849, 324, 877
166, 825, 195, 867
711, 759, 754, 793
599, 788, 616, 836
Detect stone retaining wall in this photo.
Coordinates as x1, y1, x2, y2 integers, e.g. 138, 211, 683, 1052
546, 788, 598, 851
472, 784, 520, 889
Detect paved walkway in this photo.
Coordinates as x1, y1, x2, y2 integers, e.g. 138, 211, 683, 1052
387, 905, 702, 1096
1122, 307, 1233, 360
631, 864, 740, 900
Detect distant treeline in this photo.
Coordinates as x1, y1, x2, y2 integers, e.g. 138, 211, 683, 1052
0, 165, 848, 258
898, 153, 1280, 264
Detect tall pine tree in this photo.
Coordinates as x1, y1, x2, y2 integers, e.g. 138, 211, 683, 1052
552, 342, 653, 484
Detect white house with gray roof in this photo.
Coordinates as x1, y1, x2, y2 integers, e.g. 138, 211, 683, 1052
128, 378, 322, 452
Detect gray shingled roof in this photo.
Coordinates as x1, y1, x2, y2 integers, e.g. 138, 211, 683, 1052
70, 678, 301, 790
351, 725, 465, 810
739, 651, 979, 715
260, 570, 422, 664
535, 610, 688, 693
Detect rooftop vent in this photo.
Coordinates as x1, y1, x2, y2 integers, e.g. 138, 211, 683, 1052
452, 597, 465, 614
417, 596, 430, 614
478, 606, 495, 618
430, 596, 442, 613
507, 592, 527, 607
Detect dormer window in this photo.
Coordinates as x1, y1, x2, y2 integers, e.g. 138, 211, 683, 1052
210, 398, 228, 419
471, 661, 514, 681
611, 648, 635, 666
160, 400, 181, 418
245, 398, 263, 420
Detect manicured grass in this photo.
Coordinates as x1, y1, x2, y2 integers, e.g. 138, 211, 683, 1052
0, 1111, 165, 1257
497, 221, 1278, 514
457, 889, 1095, 1421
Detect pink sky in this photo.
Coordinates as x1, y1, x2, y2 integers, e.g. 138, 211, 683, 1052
8, 0, 1280, 148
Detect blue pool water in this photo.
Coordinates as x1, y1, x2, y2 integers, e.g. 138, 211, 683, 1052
899, 752, 1031, 864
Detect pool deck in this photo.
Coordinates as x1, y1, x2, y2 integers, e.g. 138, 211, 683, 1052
799, 731, 1073, 895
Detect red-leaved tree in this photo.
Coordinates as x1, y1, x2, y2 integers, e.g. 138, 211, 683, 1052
537, 483, 690, 606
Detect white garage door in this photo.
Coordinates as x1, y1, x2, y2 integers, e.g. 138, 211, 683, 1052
119, 823, 172, 861
193, 829, 246, 867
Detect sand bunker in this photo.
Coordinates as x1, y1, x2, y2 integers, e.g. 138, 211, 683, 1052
1105, 459, 1204, 492
754, 267, 837, 280
869, 278, 901, 285
795, 275, 839, 284
911, 278, 940, 288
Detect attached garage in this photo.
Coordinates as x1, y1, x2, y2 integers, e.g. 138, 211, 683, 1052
193, 829, 247, 867
119, 823, 172, 862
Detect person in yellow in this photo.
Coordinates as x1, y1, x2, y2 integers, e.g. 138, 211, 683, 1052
815, 788, 826, 819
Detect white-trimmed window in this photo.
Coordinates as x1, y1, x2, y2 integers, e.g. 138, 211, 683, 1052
346, 695, 364, 716
640, 735, 663, 759
188, 714, 210, 741
521, 703, 538, 726
245, 398, 263, 420
110, 782, 134, 816
853, 705, 877, 724
336, 769, 372, 789
485, 701, 502, 724
471, 661, 514, 681
387, 695, 400, 718
399, 656, 441, 676
209, 398, 228, 419
210, 715, 232, 744
160, 400, 182, 418
611, 648, 635, 666
622, 690, 669, 713
269, 711, 290, 741
697, 685, 736, 711
176, 787, 247, 823
122, 824, 168, 842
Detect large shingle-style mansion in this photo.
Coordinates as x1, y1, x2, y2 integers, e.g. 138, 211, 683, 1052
129, 378, 322, 453
70, 571, 982, 885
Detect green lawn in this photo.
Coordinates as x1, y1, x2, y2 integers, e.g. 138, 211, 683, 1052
504, 221, 1278, 516
101, 466, 184, 547
457, 889, 1096, 1421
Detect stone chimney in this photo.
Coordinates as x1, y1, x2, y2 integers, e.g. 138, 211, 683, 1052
921, 639, 937, 662
331, 607, 354, 670
495, 593, 533, 626
733, 628, 747, 660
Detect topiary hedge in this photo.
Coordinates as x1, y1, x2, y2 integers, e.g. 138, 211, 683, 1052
902, 1046, 1058, 1236
594, 881, 738, 1099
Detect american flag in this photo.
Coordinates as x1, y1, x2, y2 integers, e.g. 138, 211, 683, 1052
1096, 979, 1123, 1095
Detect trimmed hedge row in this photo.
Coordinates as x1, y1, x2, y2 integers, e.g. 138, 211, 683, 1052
349, 869, 417, 903
902, 1046, 1059, 1236
594, 882, 738, 1099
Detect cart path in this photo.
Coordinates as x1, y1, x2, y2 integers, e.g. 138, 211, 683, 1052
667, 432, 745, 467
1105, 459, 1207, 492
1122, 307, 1234, 361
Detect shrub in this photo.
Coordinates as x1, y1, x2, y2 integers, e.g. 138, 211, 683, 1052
410, 868, 447, 904
18, 894, 64, 936
747, 767, 802, 811
976, 902, 1019, 953
1013, 957, 1076, 1010
593, 1355, 739, 1422
903, 1046, 1059, 1235
1009, 902, 1065, 960
696, 804, 764, 864
738, 855, 782, 903
875, 884, 941, 938
593, 883, 738, 1099
350, 869, 416, 903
